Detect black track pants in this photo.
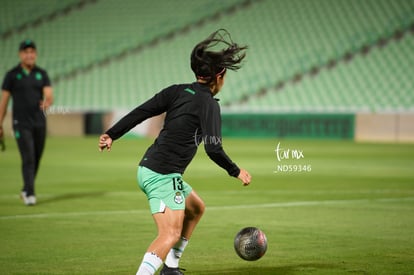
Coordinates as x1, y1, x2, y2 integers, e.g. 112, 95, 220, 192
14, 126, 46, 196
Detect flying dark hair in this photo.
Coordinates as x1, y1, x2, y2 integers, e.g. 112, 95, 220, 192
190, 29, 247, 83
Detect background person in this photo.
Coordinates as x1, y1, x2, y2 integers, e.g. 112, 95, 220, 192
0, 39, 54, 206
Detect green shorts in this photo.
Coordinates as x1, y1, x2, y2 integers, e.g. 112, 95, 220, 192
137, 166, 193, 214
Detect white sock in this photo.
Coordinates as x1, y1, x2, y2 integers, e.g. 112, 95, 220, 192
136, 252, 163, 275
165, 236, 189, 268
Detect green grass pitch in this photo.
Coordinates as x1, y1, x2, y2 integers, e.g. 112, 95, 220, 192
0, 136, 413, 274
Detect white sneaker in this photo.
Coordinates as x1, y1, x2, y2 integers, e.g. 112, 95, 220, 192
27, 196, 36, 206
20, 191, 29, 205
21, 192, 36, 206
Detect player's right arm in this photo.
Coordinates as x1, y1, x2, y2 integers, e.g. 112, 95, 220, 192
99, 86, 175, 151
0, 90, 11, 138
99, 133, 113, 152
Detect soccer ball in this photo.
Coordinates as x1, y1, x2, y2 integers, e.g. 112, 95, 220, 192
234, 227, 267, 261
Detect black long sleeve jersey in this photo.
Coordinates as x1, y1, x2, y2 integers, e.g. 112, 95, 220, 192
106, 82, 240, 177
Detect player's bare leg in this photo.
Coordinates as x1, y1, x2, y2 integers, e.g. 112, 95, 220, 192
137, 208, 184, 275
163, 190, 205, 273
182, 190, 205, 239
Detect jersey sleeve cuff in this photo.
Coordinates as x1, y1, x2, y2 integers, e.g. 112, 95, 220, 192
228, 166, 240, 178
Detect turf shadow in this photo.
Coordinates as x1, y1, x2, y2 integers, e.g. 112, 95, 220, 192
188, 262, 341, 275
37, 191, 106, 205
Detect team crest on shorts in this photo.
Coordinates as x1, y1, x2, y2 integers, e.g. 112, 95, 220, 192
174, 192, 183, 204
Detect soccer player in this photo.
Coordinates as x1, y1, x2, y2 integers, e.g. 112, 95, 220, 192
99, 29, 251, 275
0, 40, 53, 206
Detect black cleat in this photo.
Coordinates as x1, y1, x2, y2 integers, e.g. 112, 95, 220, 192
160, 264, 185, 275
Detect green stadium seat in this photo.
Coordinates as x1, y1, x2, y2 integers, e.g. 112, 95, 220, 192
1, 0, 413, 112
0, 0, 79, 35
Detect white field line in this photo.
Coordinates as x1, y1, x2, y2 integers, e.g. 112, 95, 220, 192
1, 188, 413, 200
1, 197, 413, 220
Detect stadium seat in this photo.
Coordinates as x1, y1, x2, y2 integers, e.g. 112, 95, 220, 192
1, 0, 413, 112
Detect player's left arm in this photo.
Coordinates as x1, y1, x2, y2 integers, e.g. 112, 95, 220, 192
201, 101, 251, 185
40, 70, 53, 111
41, 86, 53, 110
237, 169, 251, 186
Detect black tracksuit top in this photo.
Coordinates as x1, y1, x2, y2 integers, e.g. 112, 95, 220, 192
2, 64, 51, 128
106, 82, 240, 177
